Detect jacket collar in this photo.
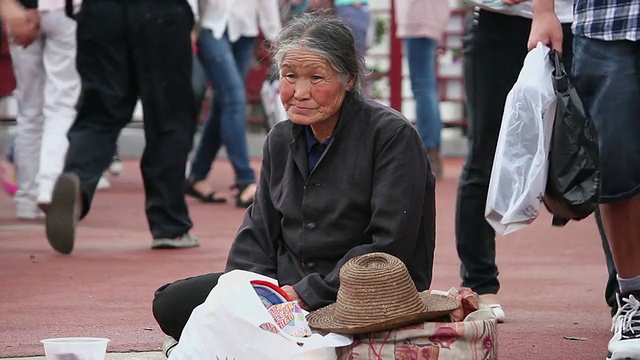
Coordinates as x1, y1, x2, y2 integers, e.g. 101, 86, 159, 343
289, 93, 360, 181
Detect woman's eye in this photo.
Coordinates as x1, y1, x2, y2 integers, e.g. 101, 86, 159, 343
282, 74, 296, 83
311, 75, 324, 83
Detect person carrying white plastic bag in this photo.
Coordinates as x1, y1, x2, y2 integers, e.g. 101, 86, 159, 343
169, 270, 353, 360
485, 43, 557, 235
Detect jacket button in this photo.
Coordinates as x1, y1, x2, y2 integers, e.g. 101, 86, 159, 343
306, 262, 317, 270
307, 222, 317, 231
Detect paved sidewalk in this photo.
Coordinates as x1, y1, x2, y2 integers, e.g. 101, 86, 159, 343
1, 158, 613, 359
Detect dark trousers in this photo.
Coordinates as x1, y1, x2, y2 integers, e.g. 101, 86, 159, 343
65, 0, 196, 239
153, 272, 222, 340
455, 10, 573, 295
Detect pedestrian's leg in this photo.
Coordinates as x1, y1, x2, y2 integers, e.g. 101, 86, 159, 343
455, 11, 529, 297
573, 37, 640, 359
46, 0, 137, 254
185, 93, 226, 203
9, 35, 45, 219
152, 272, 222, 341
130, 0, 196, 240
222, 35, 257, 187
188, 36, 223, 184
38, 9, 80, 206
189, 97, 222, 183
197, 31, 256, 207
198, 32, 255, 188
65, 0, 137, 217
404, 37, 443, 177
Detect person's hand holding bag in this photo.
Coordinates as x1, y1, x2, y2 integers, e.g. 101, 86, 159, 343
528, 0, 563, 52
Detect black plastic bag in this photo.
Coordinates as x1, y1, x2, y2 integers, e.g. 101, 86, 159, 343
543, 50, 600, 227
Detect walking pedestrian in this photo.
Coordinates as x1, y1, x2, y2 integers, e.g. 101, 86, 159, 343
529, 1, 640, 357
46, 0, 200, 254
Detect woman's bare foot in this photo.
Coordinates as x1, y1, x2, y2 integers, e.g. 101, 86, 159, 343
235, 183, 257, 208
185, 180, 227, 203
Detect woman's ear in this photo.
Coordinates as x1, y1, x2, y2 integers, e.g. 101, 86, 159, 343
346, 75, 355, 91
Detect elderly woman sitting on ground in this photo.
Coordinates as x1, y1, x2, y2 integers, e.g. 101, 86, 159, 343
152, 12, 436, 350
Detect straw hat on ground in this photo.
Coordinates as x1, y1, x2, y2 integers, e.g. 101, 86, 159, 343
306, 252, 459, 334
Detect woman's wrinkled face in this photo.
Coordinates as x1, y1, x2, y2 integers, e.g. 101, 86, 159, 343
279, 49, 352, 127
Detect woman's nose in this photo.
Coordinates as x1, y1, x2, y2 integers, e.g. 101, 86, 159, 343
294, 79, 312, 99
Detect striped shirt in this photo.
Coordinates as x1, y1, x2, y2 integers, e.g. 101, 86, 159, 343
573, 0, 640, 41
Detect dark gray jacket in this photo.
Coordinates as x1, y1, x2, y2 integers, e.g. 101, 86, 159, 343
225, 95, 436, 310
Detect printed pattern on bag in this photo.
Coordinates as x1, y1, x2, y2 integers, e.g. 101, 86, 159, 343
337, 320, 496, 360
337, 288, 497, 360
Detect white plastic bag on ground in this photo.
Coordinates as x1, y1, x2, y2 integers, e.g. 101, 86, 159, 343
169, 270, 352, 360
485, 43, 557, 235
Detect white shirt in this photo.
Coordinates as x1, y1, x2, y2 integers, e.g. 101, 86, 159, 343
38, 0, 82, 12
200, 0, 281, 42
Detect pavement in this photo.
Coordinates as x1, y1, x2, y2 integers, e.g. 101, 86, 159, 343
0, 155, 614, 360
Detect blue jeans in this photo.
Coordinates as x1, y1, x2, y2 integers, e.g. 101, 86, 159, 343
189, 29, 256, 186
572, 36, 640, 203
404, 37, 442, 150
335, 5, 370, 57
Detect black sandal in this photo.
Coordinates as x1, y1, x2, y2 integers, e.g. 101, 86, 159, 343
185, 183, 227, 203
232, 183, 256, 208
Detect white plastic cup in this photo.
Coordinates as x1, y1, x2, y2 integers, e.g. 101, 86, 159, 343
41, 337, 111, 360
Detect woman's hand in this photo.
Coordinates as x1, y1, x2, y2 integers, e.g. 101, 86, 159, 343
281, 285, 311, 310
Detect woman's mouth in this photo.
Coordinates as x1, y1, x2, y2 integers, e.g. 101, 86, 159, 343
293, 105, 314, 111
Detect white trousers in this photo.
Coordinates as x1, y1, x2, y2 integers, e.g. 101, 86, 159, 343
10, 9, 80, 216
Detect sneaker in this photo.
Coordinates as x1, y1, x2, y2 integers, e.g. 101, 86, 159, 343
16, 206, 45, 220
607, 293, 640, 360
478, 293, 505, 323
152, 233, 200, 249
96, 175, 111, 191
45, 173, 81, 254
109, 157, 123, 176
162, 337, 178, 358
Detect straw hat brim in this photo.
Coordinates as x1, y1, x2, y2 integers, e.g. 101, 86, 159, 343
306, 292, 460, 335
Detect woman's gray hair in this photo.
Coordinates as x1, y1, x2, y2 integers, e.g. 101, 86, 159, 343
269, 12, 366, 100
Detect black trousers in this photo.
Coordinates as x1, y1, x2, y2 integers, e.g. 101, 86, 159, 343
455, 10, 574, 295
153, 272, 222, 340
65, 0, 196, 239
